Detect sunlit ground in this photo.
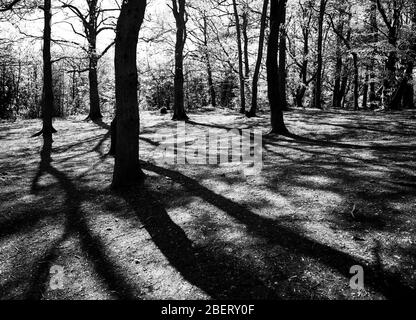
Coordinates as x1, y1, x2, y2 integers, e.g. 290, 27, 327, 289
0, 108, 415, 299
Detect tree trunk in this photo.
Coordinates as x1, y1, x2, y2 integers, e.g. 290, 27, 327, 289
232, 0, 246, 114
88, 55, 102, 120
37, 0, 56, 138
369, 0, 378, 109
172, 0, 188, 121
278, 0, 288, 111
242, 8, 251, 104
112, 0, 146, 188
87, 0, 102, 121
295, 15, 310, 109
267, 0, 288, 134
202, 14, 216, 107
352, 52, 359, 111
362, 69, 369, 109
249, 0, 268, 117
332, 19, 343, 109
311, 0, 326, 110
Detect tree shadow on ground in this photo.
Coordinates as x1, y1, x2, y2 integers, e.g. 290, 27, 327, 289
140, 161, 416, 299
25, 137, 141, 299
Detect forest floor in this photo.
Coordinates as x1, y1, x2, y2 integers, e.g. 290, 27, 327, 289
1, 108, 416, 300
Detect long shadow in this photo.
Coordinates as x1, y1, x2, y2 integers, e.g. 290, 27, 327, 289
141, 161, 416, 299
304, 120, 415, 137
27, 137, 140, 299
119, 186, 292, 299
187, 119, 416, 152
277, 133, 416, 152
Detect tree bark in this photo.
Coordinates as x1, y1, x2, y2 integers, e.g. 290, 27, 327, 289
112, 0, 146, 188
352, 52, 359, 111
87, 0, 102, 121
311, 0, 327, 110
362, 69, 369, 109
36, 0, 56, 138
278, 0, 288, 111
248, 0, 268, 117
267, 0, 288, 134
232, 0, 246, 114
202, 14, 216, 107
171, 0, 188, 121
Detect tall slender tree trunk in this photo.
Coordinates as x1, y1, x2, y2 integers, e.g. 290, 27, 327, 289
278, 0, 288, 111
87, 0, 102, 121
352, 52, 359, 111
332, 17, 343, 109
267, 0, 288, 134
369, 0, 378, 109
232, 0, 246, 114
112, 0, 146, 188
202, 14, 216, 107
36, 0, 56, 138
171, 0, 188, 121
362, 69, 369, 109
295, 18, 310, 109
249, 0, 268, 117
312, 0, 327, 109
242, 8, 251, 104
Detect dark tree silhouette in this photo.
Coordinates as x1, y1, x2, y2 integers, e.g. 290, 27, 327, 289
248, 0, 268, 118
267, 0, 288, 134
310, 0, 328, 110
171, 0, 189, 121
112, 0, 146, 188
232, 0, 246, 114
33, 0, 57, 138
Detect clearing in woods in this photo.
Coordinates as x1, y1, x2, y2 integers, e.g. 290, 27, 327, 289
0, 109, 415, 299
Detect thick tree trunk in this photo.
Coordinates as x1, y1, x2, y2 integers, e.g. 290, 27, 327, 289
112, 0, 146, 188
249, 0, 268, 117
41, 5, 54, 126
232, 0, 246, 114
172, 0, 188, 121
36, 0, 56, 138
267, 0, 288, 134
88, 55, 102, 120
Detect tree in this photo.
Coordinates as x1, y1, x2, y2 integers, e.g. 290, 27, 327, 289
232, 0, 245, 114
376, 0, 403, 109
112, 0, 146, 189
248, 0, 268, 117
61, 0, 117, 121
278, 0, 288, 111
171, 0, 189, 121
33, 0, 57, 138
267, 0, 288, 134
310, 0, 328, 110
289, 0, 315, 109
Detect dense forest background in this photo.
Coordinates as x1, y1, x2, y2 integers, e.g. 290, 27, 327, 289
1, 0, 415, 121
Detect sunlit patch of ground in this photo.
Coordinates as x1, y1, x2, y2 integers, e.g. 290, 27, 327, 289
0, 108, 415, 300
